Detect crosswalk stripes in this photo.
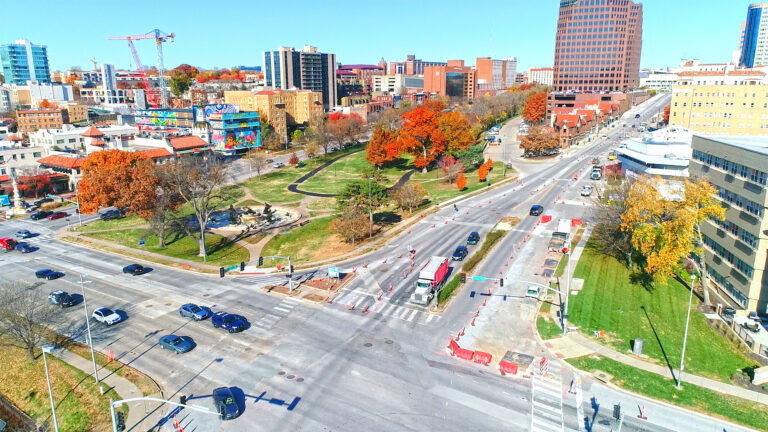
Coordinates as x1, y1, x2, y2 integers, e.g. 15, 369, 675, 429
329, 286, 441, 325
252, 297, 299, 330
234, 274, 289, 287
531, 359, 565, 432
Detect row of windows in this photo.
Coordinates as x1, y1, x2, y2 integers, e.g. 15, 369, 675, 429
715, 186, 765, 217
693, 149, 767, 185
712, 219, 759, 248
0, 152, 42, 161
706, 267, 747, 307
702, 235, 754, 278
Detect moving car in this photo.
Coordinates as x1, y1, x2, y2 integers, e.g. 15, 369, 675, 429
466, 232, 480, 245
47, 211, 68, 220
158, 335, 196, 354
15, 230, 32, 239
526, 285, 541, 299
92, 307, 122, 325
34, 197, 53, 207
452, 245, 468, 261
100, 209, 123, 221
179, 303, 212, 321
211, 312, 247, 333
48, 290, 75, 307
580, 186, 593, 197
529, 205, 544, 216
14, 242, 33, 253
635, 113, 641, 119
212, 387, 240, 420
272, 162, 285, 169
122, 264, 145, 275
35, 269, 64, 280
0, 237, 17, 250
30, 210, 52, 220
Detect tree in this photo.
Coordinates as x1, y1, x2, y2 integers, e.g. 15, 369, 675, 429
17, 173, 53, 198
304, 140, 321, 158
329, 114, 365, 149
148, 185, 182, 249
78, 150, 159, 218
289, 152, 299, 165
159, 157, 228, 258
366, 124, 398, 168
38, 99, 54, 109
65, 74, 77, 85
621, 176, 726, 291
439, 110, 474, 155
169, 72, 192, 98
456, 174, 467, 191
520, 126, 559, 158
0, 282, 64, 361
397, 104, 447, 172
336, 180, 388, 211
484, 158, 493, 171
590, 179, 635, 268
456, 144, 485, 169
245, 148, 268, 179
393, 182, 427, 213
522, 91, 547, 123
663, 105, 671, 124
330, 206, 369, 244
292, 130, 303, 143
307, 115, 333, 154
438, 156, 464, 184
478, 164, 489, 182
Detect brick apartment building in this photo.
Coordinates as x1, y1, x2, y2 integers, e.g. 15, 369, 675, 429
16, 108, 69, 133
423, 60, 476, 99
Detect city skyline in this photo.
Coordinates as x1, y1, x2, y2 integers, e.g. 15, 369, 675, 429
0, 0, 753, 73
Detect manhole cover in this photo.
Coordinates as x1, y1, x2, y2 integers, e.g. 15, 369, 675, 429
202, 294, 210, 297
278, 371, 286, 375
364, 343, 372, 348
165, 303, 172, 306
296, 378, 304, 383
145, 304, 153, 308
244, 347, 251, 351
286, 375, 295, 380
385, 339, 394, 345
380, 269, 388, 273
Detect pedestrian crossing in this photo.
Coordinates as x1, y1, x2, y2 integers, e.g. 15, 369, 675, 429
329, 286, 441, 326
252, 297, 300, 330
233, 274, 292, 288
531, 359, 565, 432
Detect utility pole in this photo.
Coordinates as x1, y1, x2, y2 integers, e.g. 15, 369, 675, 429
562, 240, 572, 336
80, 274, 99, 383
677, 274, 696, 389
368, 177, 373, 239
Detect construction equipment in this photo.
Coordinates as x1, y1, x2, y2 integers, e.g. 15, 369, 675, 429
89, 58, 98, 71
109, 29, 174, 108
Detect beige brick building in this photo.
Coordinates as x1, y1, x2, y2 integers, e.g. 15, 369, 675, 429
224, 89, 323, 141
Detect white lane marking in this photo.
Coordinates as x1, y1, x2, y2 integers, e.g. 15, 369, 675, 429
273, 306, 291, 313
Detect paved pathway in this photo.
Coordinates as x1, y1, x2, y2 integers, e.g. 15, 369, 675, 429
287, 150, 364, 197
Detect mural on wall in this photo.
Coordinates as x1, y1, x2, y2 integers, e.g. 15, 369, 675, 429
204, 104, 238, 119
222, 130, 259, 150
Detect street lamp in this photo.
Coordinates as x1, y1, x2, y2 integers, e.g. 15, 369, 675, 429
80, 274, 99, 384
677, 274, 696, 389
42, 346, 60, 432
562, 241, 572, 336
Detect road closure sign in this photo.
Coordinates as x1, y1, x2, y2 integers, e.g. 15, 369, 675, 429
328, 266, 340, 278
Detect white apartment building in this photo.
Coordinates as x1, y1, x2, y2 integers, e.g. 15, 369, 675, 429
616, 126, 694, 178
28, 124, 138, 151
528, 68, 554, 86
640, 72, 678, 92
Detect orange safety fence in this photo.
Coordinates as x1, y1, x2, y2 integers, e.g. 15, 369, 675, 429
499, 360, 518, 376
473, 351, 492, 365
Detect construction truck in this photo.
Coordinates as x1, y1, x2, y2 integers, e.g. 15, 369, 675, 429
548, 219, 572, 252
410, 256, 450, 306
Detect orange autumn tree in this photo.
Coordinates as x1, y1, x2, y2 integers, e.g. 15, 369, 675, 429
397, 103, 447, 172
484, 158, 493, 170
438, 110, 474, 155
456, 173, 467, 190
366, 124, 399, 168
522, 91, 548, 123
663, 105, 671, 124
478, 164, 489, 182
78, 150, 159, 218
38, 99, 54, 109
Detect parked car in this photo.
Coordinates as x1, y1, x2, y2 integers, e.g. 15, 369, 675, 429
722, 307, 736, 317
179, 303, 212, 321
15, 230, 32, 239
580, 186, 593, 197
158, 335, 196, 354
466, 232, 480, 245
122, 264, 145, 275
100, 209, 123, 221
48, 290, 75, 307
529, 205, 544, 216
526, 285, 541, 299
30, 210, 52, 220
635, 113, 641, 119
212, 387, 240, 420
272, 162, 285, 169
92, 307, 122, 325
211, 312, 247, 333
14, 242, 33, 253
47, 211, 68, 220
34, 197, 53, 207
35, 269, 64, 280
0, 237, 17, 250
452, 245, 468, 261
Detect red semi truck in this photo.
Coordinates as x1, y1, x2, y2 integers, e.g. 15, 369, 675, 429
410, 256, 449, 306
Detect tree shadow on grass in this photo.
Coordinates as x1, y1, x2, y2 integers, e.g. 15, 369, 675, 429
640, 305, 677, 381
373, 211, 402, 225
629, 270, 655, 293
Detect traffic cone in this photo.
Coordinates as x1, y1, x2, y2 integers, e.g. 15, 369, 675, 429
363, 261, 367, 268
377, 292, 382, 300
505, 259, 509, 266
420, 214, 423, 218
444, 220, 447, 224
398, 253, 402, 258
383, 257, 387, 264
349, 304, 355, 311
471, 317, 475, 326
363, 305, 368, 313
327, 297, 333, 304
488, 200, 491, 204
456, 331, 461, 341
352, 265, 356, 272
483, 298, 486, 306
461, 326, 465, 335
389, 282, 392, 292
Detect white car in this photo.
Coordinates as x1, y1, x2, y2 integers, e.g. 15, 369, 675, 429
581, 186, 593, 197
92, 307, 122, 325
272, 162, 285, 169
525, 285, 541, 299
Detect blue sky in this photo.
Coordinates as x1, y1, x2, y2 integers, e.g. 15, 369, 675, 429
1, 0, 750, 72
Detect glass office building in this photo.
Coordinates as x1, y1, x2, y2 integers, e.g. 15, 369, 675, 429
0, 39, 51, 84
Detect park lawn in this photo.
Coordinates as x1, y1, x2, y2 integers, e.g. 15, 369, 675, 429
176, 184, 245, 215
84, 229, 249, 267
568, 355, 768, 432
0, 339, 120, 432
74, 215, 147, 233
306, 197, 337, 210
569, 239, 758, 382
259, 216, 355, 265
299, 151, 405, 195
411, 162, 511, 204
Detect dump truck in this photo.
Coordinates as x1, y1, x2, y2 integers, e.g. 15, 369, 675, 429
548, 219, 572, 252
590, 165, 603, 180
410, 256, 449, 306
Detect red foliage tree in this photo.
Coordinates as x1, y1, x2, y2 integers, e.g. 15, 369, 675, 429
366, 124, 399, 168
289, 152, 299, 165
397, 105, 447, 171
38, 99, 54, 109
456, 174, 467, 191
439, 110, 474, 155
18, 174, 53, 198
663, 105, 671, 124
484, 158, 493, 170
478, 164, 489, 182
522, 91, 548, 123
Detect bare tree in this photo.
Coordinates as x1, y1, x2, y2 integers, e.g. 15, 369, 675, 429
308, 117, 333, 154
589, 179, 634, 268
330, 206, 369, 244
245, 148, 268, 179
160, 156, 228, 259
304, 140, 321, 158
393, 182, 427, 213
0, 282, 64, 361
148, 187, 181, 249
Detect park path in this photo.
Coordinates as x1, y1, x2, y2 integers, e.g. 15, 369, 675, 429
287, 150, 364, 197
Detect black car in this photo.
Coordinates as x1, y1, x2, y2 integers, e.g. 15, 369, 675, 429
529, 205, 544, 216
35, 269, 64, 280
452, 245, 468, 261
100, 210, 123, 221
30, 210, 53, 220
122, 264, 145, 275
212, 387, 240, 420
33, 197, 53, 207
48, 290, 75, 307
467, 232, 480, 245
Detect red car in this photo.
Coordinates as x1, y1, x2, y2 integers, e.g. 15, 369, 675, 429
47, 211, 68, 220
0, 237, 17, 250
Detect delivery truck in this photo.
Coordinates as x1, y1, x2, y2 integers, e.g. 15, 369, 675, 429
410, 256, 450, 306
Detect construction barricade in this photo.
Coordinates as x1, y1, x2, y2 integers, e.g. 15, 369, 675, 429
541, 215, 552, 223
448, 339, 474, 361
499, 360, 518, 376
473, 351, 492, 365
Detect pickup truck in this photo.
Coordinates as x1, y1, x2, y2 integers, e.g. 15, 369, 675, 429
410, 256, 449, 306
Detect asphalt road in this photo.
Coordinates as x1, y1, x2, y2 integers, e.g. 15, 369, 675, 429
0, 93, 754, 432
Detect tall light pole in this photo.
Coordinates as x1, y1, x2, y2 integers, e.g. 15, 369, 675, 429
677, 274, 696, 389
368, 177, 373, 239
80, 274, 99, 384
562, 239, 572, 336
74, 182, 83, 226
42, 346, 60, 432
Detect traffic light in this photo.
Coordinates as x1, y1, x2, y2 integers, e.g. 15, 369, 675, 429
460, 273, 466, 283
116, 411, 126, 431
240, 261, 245, 271
289, 265, 294, 275
219, 267, 225, 278
613, 403, 621, 420
258, 256, 264, 266
499, 278, 504, 287
179, 395, 187, 406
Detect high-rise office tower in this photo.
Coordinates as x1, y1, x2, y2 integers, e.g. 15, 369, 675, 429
0, 39, 51, 84
740, 3, 768, 68
263, 46, 337, 110
552, 0, 643, 93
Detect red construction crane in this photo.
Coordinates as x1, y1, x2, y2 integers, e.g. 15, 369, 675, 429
109, 29, 175, 108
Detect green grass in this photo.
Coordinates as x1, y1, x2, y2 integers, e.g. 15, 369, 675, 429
299, 151, 403, 195
438, 273, 462, 303
84, 229, 249, 267
462, 230, 507, 274
568, 355, 768, 432
411, 162, 511, 203
260, 216, 352, 265
74, 215, 146, 232
537, 316, 563, 340
569, 239, 758, 382
306, 197, 337, 210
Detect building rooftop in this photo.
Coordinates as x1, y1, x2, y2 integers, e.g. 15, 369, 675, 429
169, 136, 208, 151
37, 155, 84, 170
701, 135, 768, 156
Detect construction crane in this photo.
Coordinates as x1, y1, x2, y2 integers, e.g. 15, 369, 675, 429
89, 58, 98, 71
109, 29, 175, 108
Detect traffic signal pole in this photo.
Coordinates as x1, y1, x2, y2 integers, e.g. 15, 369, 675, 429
260, 255, 294, 292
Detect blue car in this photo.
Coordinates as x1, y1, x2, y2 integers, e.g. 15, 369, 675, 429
15, 230, 32, 239
179, 303, 212, 321
211, 312, 247, 333
158, 335, 195, 354
35, 269, 64, 280
212, 387, 240, 420
15, 242, 33, 253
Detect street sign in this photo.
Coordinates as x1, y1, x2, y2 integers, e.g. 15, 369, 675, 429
225, 265, 238, 271
328, 266, 340, 278
138, 238, 145, 247
472, 276, 486, 281
47, 194, 56, 198
0, 195, 9, 206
